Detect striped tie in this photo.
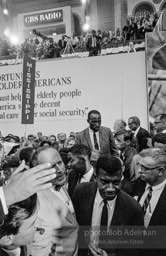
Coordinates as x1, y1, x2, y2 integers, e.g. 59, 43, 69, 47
93, 131, 99, 150
142, 186, 153, 215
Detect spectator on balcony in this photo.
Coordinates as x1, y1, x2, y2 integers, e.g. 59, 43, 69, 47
86, 30, 101, 57
58, 35, 67, 52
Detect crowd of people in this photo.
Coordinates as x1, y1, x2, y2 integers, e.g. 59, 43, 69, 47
1, 110, 166, 255
0, 12, 159, 60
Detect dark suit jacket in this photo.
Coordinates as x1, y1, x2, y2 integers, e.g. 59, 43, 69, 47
68, 168, 96, 198
75, 126, 118, 157
132, 178, 166, 255
86, 36, 100, 51
135, 127, 151, 152
73, 182, 144, 255
132, 177, 166, 225
58, 39, 67, 50
0, 248, 8, 256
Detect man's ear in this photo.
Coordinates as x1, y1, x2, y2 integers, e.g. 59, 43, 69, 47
87, 119, 89, 124
158, 167, 165, 176
0, 235, 14, 246
126, 140, 130, 146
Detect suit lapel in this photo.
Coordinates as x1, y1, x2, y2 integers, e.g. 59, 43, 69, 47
150, 185, 166, 225
85, 128, 93, 150
84, 183, 97, 226
99, 127, 104, 150
111, 191, 127, 225
41, 188, 78, 226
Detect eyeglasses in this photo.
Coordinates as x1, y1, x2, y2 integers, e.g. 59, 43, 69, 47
128, 122, 136, 125
154, 121, 163, 125
140, 165, 161, 172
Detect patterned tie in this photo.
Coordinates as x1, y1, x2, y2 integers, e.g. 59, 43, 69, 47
93, 131, 99, 150
142, 186, 153, 215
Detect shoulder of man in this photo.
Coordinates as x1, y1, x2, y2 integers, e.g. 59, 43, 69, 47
74, 182, 96, 195
118, 190, 142, 210
139, 127, 151, 137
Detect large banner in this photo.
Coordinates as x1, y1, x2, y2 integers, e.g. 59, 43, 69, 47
0, 52, 148, 136
21, 55, 36, 124
146, 31, 166, 119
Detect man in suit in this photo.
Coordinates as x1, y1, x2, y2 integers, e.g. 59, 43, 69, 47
67, 144, 96, 197
113, 119, 127, 134
114, 129, 138, 194
27, 146, 78, 256
58, 35, 67, 52
128, 116, 151, 152
154, 114, 166, 134
86, 30, 101, 56
73, 155, 144, 256
76, 110, 118, 164
0, 193, 38, 256
0, 161, 56, 222
132, 148, 166, 255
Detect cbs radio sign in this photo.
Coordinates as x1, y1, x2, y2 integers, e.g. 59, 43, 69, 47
24, 10, 63, 26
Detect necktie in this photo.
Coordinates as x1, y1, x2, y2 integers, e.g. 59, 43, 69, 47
99, 200, 108, 247
142, 186, 153, 215
93, 131, 99, 150
100, 199, 108, 227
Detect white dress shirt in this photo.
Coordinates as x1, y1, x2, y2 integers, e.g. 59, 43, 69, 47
89, 128, 100, 150
139, 179, 166, 228
80, 166, 94, 183
134, 126, 140, 137
0, 186, 8, 216
91, 189, 116, 246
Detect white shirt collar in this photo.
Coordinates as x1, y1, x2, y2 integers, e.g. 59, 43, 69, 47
96, 188, 117, 209
161, 129, 166, 133
89, 127, 99, 134
81, 166, 94, 183
134, 126, 140, 136
146, 178, 166, 192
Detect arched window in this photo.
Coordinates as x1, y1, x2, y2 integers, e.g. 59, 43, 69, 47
73, 14, 81, 36
133, 2, 156, 21
160, 1, 166, 11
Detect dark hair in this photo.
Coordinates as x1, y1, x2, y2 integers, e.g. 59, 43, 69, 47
2, 155, 20, 170
115, 129, 133, 142
152, 133, 166, 147
19, 147, 34, 165
96, 155, 122, 176
128, 116, 140, 126
87, 110, 101, 120
40, 140, 52, 147
68, 144, 91, 160
49, 135, 56, 141
0, 193, 37, 238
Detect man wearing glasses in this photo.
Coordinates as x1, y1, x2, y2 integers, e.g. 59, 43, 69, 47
133, 148, 166, 227
154, 114, 166, 134
128, 116, 151, 152
132, 148, 166, 255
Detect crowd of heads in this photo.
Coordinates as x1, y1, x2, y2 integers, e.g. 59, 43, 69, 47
1, 109, 166, 253
0, 12, 160, 60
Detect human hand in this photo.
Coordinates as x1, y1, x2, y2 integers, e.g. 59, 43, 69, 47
4, 160, 56, 206
91, 150, 101, 162
88, 243, 108, 256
